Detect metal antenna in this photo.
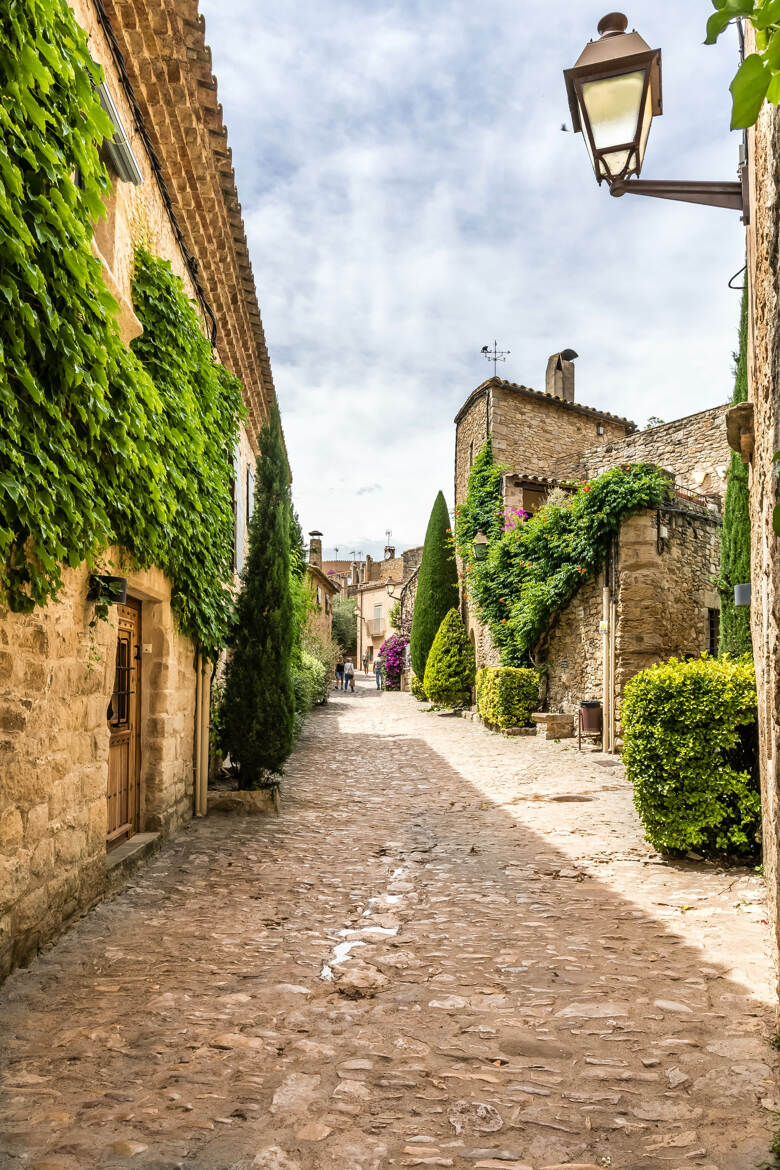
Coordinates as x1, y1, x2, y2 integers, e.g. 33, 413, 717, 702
334, 546, 339, 559
481, 340, 510, 377
385, 528, 392, 546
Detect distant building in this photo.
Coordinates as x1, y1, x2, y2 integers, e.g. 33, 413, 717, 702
355, 546, 423, 665
305, 531, 339, 639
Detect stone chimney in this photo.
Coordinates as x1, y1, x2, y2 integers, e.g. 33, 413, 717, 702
545, 349, 578, 402
308, 530, 322, 568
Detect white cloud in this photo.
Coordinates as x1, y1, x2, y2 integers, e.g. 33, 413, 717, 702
199, 0, 745, 549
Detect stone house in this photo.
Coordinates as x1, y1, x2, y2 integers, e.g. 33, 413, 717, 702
742, 29, 780, 991
0, 0, 276, 979
454, 357, 730, 743
356, 546, 423, 666
305, 532, 339, 640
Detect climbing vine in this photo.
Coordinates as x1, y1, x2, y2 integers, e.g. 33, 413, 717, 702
460, 455, 672, 666
0, 1, 245, 658
453, 437, 505, 559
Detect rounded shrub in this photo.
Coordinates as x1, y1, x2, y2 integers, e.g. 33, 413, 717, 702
476, 667, 539, 729
410, 673, 427, 702
622, 655, 759, 857
423, 609, 476, 709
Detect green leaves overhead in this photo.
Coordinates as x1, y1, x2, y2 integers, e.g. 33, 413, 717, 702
705, 0, 780, 127
0, 0, 245, 657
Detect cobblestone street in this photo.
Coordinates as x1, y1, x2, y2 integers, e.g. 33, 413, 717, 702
1, 679, 777, 1170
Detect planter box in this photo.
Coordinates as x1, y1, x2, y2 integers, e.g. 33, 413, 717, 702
207, 789, 280, 816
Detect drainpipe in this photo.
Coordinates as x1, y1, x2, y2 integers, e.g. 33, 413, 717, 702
602, 582, 611, 752
193, 651, 203, 815
197, 662, 210, 816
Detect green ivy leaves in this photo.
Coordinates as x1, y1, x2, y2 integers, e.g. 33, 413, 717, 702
705, 0, 780, 127
460, 462, 672, 667
0, 0, 245, 658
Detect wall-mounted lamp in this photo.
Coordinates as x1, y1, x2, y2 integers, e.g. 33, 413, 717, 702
473, 531, 489, 561
564, 14, 747, 218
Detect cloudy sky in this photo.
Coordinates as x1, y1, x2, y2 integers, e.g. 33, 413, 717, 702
199, 0, 745, 559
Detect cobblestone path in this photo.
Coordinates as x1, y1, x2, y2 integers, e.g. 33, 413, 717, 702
1, 680, 778, 1170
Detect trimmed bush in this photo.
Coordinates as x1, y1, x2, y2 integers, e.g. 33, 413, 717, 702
410, 673, 427, 702
476, 667, 539, 729
423, 609, 476, 708
293, 650, 326, 714
622, 655, 760, 857
410, 491, 459, 678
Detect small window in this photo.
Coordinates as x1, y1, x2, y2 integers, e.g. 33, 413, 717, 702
317, 586, 322, 606
708, 609, 720, 656
468, 440, 474, 468
247, 467, 255, 523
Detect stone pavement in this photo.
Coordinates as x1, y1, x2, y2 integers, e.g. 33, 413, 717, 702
1, 678, 778, 1170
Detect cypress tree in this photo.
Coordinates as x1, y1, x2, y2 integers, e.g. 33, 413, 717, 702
719, 284, 752, 657
221, 406, 296, 787
410, 491, 459, 678
423, 608, 476, 708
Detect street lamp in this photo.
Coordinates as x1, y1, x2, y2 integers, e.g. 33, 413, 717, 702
473, 531, 489, 561
564, 13, 747, 217
386, 583, 398, 598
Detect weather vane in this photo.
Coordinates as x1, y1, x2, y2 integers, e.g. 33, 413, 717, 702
481, 340, 510, 377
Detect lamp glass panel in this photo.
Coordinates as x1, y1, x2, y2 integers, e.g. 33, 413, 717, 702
599, 148, 631, 179
637, 83, 654, 171
577, 95, 598, 177
580, 69, 645, 152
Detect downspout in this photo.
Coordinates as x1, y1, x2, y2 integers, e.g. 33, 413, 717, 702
609, 540, 617, 753
602, 577, 611, 752
197, 662, 210, 816
193, 651, 203, 815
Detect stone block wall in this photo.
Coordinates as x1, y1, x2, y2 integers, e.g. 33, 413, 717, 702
490, 383, 632, 486
0, 555, 197, 978
580, 405, 731, 501
545, 573, 604, 713
544, 507, 721, 720
746, 76, 780, 982
454, 390, 489, 508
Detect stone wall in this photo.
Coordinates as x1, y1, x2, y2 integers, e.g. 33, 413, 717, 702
545, 573, 604, 713
490, 383, 632, 485
580, 405, 731, 501
454, 390, 489, 507
746, 78, 780, 983
545, 508, 721, 720
0, 555, 197, 978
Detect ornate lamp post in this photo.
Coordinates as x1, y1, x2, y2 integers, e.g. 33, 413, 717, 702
564, 13, 747, 217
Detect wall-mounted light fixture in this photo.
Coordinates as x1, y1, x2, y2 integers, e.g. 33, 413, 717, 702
473, 531, 489, 561
564, 14, 747, 218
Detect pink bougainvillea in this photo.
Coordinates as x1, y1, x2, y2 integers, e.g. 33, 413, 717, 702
378, 634, 408, 690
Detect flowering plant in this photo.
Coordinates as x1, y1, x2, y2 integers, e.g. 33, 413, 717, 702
378, 633, 408, 690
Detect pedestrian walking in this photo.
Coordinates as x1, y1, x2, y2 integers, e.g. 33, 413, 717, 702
335, 657, 345, 690
362, 651, 369, 674
344, 657, 355, 692
374, 656, 383, 690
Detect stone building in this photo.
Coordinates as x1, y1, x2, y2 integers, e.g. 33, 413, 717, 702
0, 0, 276, 979
454, 356, 729, 739
355, 545, 423, 666
743, 34, 780, 991
305, 532, 339, 640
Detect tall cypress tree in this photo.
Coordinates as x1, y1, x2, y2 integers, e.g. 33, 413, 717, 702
719, 284, 752, 657
221, 406, 296, 786
410, 491, 459, 678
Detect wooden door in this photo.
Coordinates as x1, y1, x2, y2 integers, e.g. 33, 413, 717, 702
107, 599, 141, 848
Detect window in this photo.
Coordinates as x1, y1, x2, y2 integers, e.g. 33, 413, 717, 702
468, 440, 474, 468
317, 586, 322, 606
708, 609, 720, 656
247, 467, 255, 523
233, 445, 244, 573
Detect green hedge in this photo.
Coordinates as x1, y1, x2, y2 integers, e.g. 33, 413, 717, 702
622, 655, 760, 857
476, 667, 539, 729
410, 673, 427, 702
423, 608, 475, 708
